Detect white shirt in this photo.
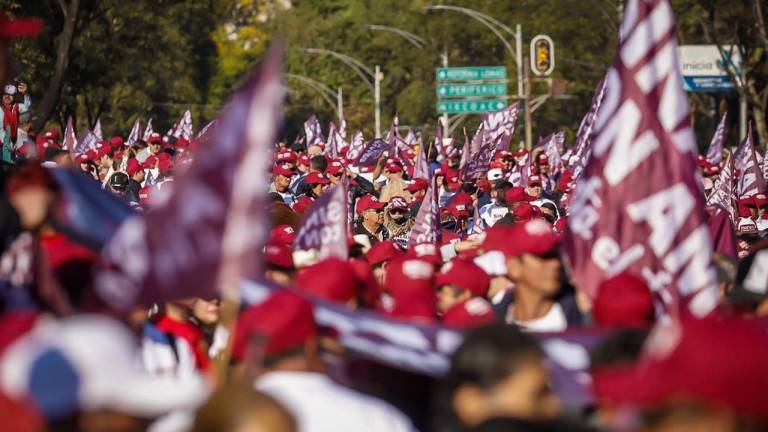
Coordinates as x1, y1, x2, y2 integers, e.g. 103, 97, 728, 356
256, 371, 417, 432
507, 302, 568, 332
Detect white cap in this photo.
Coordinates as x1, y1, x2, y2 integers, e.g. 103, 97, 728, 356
4, 84, 16, 95
487, 168, 504, 181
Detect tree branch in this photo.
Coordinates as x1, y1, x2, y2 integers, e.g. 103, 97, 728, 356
58, 0, 68, 17
752, 0, 768, 52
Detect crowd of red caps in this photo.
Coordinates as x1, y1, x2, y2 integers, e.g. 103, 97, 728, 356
0, 9, 768, 432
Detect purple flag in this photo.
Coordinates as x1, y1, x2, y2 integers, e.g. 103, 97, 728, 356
126, 118, 141, 147
706, 113, 727, 165
706, 154, 736, 222
434, 118, 444, 160
570, 78, 608, 180
339, 118, 348, 141
734, 121, 764, 198
294, 184, 348, 260
142, 118, 154, 141
326, 122, 339, 159
408, 177, 441, 246
356, 138, 389, 168
413, 134, 431, 180
346, 131, 365, 162
481, 103, 520, 151
173, 110, 194, 140
469, 123, 484, 159
62, 116, 76, 156
304, 115, 323, 148
458, 134, 470, 171
93, 118, 103, 141
564, 0, 718, 318
462, 131, 493, 181
706, 205, 737, 258
96, 45, 284, 311
540, 131, 566, 177
74, 128, 98, 155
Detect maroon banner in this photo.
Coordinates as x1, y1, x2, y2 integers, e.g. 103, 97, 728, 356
74, 128, 98, 156
126, 118, 141, 147
706, 154, 736, 222
481, 103, 520, 151
142, 118, 154, 141
563, 0, 718, 318
706, 205, 737, 258
326, 121, 339, 160
570, 78, 607, 180
293, 184, 348, 260
96, 45, 284, 310
540, 131, 566, 177
346, 131, 365, 162
304, 114, 323, 148
62, 116, 76, 158
408, 176, 441, 246
412, 133, 431, 180
356, 138, 389, 168
705, 112, 727, 165
734, 121, 764, 198
93, 118, 103, 141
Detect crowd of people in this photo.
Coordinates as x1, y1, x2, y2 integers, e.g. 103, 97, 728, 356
1, 5, 768, 432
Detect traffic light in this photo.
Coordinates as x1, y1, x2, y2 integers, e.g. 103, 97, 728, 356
530, 35, 555, 76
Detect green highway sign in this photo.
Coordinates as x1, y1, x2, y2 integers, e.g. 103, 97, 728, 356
436, 66, 507, 81
437, 83, 507, 98
437, 99, 508, 114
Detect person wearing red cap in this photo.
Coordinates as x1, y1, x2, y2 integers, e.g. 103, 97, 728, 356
483, 219, 583, 331
365, 239, 402, 286
383, 196, 412, 248
441, 297, 497, 329
479, 181, 514, 228
435, 258, 491, 314
405, 178, 429, 201
232, 291, 416, 432
291, 195, 314, 215
379, 160, 411, 204
264, 241, 295, 286
353, 195, 389, 246
384, 256, 437, 322
302, 172, 329, 199
294, 258, 359, 307
593, 273, 655, 328
271, 163, 297, 206
0, 82, 31, 157
290, 155, 327, 196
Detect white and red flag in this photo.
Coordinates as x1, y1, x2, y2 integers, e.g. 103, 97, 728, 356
705, 112, 727, 165
93, 118, 103, 141
734, 121, 764, 198
564, 0, 718, 318
294, 183, 348, 260
125, 118, 141, 147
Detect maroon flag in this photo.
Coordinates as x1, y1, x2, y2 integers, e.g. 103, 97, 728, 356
413, 134, 431, 180
434, 118, 444, 160
563, 0, 718, 318
482, 103, 520, 151
339, 118, 348, 141
293, 184, 348, 260
95, 46, 284, 310
326, 122, 339, 159
540, 131, 566, 177
706, 205, 737, 258
304, 115, 323, 148
570, 78, 607, 180
142, 118, 154, 141
459, 134, 470, 171
356, 138, 388, 168
62, 116, 76, 157
705, 112, 727, 165
734, 121, 764, 198
469, 123, 484, 159
408, 177, 441, 245
93, 118, 103, 141
171, 110, 194, 140
347, 131, 365, 161
706, 154, 736, 222
126, 118, 141, 147
74, 129, 98, 155
385, 113, 400, 157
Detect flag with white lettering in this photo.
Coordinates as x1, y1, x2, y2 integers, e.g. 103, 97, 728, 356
63, 116, 77, 157
482, 103, 520, 151
706, 154, 736, 222
469, 123, 484, 159
540, 131, 566, 177
326, 122, 339, 159
563, 0, 718, 318
459, 134, 470, 171
93, 118, 103, 141
74, 129, 98, 155
171, 110, 194, 140
734, 122, 764, 198
126, 118, 141, 147
570, 78, 607, 180
95, 45, 284, 310
706, 113, 727, 165
347, 131, 365, 161
356, 138, 389, 168
304, 115, 323, 148
142, 118, 154, 141
408, 176, 441, 246
293, 184, 348, 260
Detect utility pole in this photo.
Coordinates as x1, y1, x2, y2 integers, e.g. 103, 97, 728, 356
523, 56, 533, 149
516, 24, 524, 148
375, 65, 382, 138
441, 50, 450, 140
337, 87, 344, 123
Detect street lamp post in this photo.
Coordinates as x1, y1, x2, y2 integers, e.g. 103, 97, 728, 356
286, 73, 341, 119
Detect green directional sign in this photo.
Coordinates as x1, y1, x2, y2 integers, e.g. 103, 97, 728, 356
436, 66, 507, 82
437, 83, 507, 98
437, 99, 508, 114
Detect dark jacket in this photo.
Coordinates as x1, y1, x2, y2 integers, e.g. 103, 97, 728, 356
353, 222, 389, 246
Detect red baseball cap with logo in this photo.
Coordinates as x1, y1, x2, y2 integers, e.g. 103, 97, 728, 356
263, 242, 294, 269
292, 196, 314, 214
272, 163, 294, 177
435, 258, 490, 297
483, 219, 560, 257
593, 317, 768, 421
593, 273, 654, 328
147, 133, 162, 144
449, 202, 470, 219
385, 257, 437, 322
366, 240, 402, 266
232, 291, 315, 360
327, 160, 344, 176
304, 172, 329, 185
512, 203, 542, 222
406, 179, 429, 193
294, 258, 358, 304
297, 154, 311, 167
269, 224, 296, 246
387, 196, 408, 211
442, 298, 497, 329
277, 150, 297, 163
408, 243, 442, 265
126, 159, 143, 177
356, 194, 385, 214
537, 154, 549, 165
754, 193, 768, 208
386, 162, 403, 173
527, 175, 542, 186
505, 187, 535, 204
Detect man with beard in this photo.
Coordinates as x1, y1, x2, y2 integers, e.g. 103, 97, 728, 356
383, 196, 412, 248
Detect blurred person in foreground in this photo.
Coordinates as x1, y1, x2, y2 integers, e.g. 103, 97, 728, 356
192, 384, 296, 432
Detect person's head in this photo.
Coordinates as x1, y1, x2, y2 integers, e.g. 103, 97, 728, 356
366, 240, 402, 286
492, 181, 514, 203
272, 163, 294, 193
6, 164, 59, 231
483, 220, 561, 298
538, 202, 557, 224
309, 155, 327, 174
191, 384, 296, 432
107, 172, 131, 197
304, 172, 329, 198
386, 196, 409, 225
147, 134, 162, 155
190, 297, 220, 326
127, 159, 145, 183
326, 160, 344, 185
264, 242, 295, 286
356, 195, 385, 228
435, 258, 490, 313
406, 179, 429, 200
2, 83, 15, 105
437, 323, 560, 430
385, 161, 404, 180
526, 176, 543, 199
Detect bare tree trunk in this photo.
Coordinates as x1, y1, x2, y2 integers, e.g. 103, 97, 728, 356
33, 0, 79, 132
754, 106, 768, 148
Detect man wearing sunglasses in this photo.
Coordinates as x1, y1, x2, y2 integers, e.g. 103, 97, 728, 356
383, 196, 412, 248
353, 194, 389, 246
482, 219, 583, 332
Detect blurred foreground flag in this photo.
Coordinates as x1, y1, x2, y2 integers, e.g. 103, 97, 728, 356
563, 0, 718, 318
96, 45, 284, 311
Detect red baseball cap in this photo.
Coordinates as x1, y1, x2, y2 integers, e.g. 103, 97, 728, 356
442, 298, 496, 329
126, 159, 143, 177
406, 179, 429, 193
386, 162, 403, 173
147, 133, 162, 144
294, 258, 358, 304
297, 154, 311, 167
483, 219, 560, 257
387, 196, 408, 211
754, 193, 768, 208
356, 194, 385, 214
537, 154, 549, 164
527, 175, 542, 186
514, 148, 528, 158
407, 243, 442, 265
264, 242, 294, 269
109, 136, 124, 149
272, 163, 294, 177
449, 202, 470, 219
512, 203, 542, 222
269, 225, 296, 246
592, 317, 768, 421
593, 273, 654, 328
366, 240, 402, 266
304, 172, 329, 185
505, 187, 535, 204
385, 257, 437, 322
435, 258, 490, 297
0, 12, 43, 38
232, 291, 315, 360
327, 160, 344, 176
138, 186, 153, 205
277, 150, 297, 163
158, 158, 173, 177
292, 196, 314, 214
142, 155, 158, 170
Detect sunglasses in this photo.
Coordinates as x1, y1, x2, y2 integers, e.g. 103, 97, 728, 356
389, 209, 407, 215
